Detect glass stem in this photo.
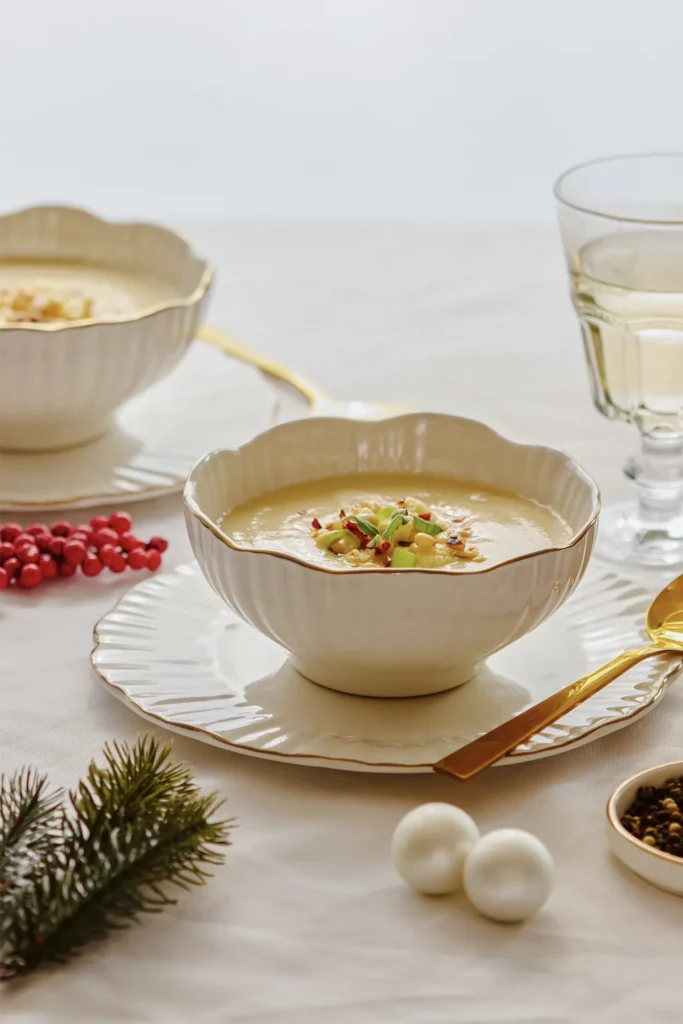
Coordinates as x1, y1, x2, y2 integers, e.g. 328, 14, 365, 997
625, 430, 683, 526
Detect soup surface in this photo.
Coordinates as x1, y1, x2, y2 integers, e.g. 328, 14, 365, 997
0, 259, 178, 323
220, 474, 573, 571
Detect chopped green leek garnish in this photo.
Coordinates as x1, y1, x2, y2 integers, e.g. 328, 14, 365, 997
384, 514, 412, 541
320, 529, 358, 550
343, 515, 379, 538
412, 515, 443, 536
390, 547, 417, 568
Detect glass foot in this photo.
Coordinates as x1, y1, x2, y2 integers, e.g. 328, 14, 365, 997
597, 502, 683, 568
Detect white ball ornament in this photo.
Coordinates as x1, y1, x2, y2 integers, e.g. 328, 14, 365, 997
391, 802, 480, 895
463, 828, 553, 922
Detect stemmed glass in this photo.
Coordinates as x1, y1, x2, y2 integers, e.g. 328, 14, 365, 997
555, 153, 683, 568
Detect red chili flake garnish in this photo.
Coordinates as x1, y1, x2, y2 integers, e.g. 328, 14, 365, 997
397, 500, 407, 507
344, 519, 368, 547
339, 509, 346, 518
311, 518, 322, 530
418, 512, 432, 521
375, 539, 391, 555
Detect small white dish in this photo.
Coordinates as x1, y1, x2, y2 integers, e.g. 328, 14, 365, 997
91, 562, 681, 773
0, 205, 211, 451
184, 413, 599, 698
0, 342, 298, 511
607, 761, 683, 896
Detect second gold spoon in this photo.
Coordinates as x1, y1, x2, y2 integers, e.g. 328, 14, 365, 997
199, 325, 407, 420
435, 574, 683, 781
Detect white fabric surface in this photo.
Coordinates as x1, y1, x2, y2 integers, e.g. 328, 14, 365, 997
3, 225, 683, 1023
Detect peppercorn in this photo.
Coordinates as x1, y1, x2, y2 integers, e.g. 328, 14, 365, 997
621, 776, 683, 857
0, 515, 168, 592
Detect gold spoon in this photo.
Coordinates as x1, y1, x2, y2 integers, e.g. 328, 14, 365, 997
199, 325, 407, 420
434, 574, 683, 782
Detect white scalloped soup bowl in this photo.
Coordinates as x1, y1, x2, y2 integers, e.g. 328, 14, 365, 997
0, 205, 212, 451
184, 414, 600, 698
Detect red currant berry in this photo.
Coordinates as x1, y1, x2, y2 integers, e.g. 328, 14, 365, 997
63, 540, 87, 566
92, 527, 119, 548
49, 536, 66, 558
26, 522, 48, 536
59, 561, 77, 578
39, 553, 58, 580
18, 563, 42, 589
17, 544, 40, 565
3, 556, 20, 578
118, 533, 142, 552
98, 544, 118, 567
69, 531, 91, 545
0, 541, 15, 561
127, 547, 148, 570
145, 548, 162, 571
89, 515, 108, 531
82, 554, 103, 577
70, 523, 92, 540
107, 552, 127, 573
34, 532, 53, 552
1, 522, 22, 543
0, 566, 8, 590
50, 520, 72, 536
108, 512, 133, 535
147, 536, 169, 553
14, 533, 35, 549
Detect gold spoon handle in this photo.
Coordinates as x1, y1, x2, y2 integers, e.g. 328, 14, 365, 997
198, 324, 327, 409
434, 643, 672, 781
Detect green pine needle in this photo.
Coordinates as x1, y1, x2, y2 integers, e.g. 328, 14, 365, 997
0, 737, 234, 979
0, 768, 63, 926
0, 767, 62, 860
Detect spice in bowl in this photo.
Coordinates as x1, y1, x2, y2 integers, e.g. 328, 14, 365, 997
620, 776, 683, 857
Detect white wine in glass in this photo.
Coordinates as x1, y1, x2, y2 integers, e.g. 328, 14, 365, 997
556, 155, 683, 567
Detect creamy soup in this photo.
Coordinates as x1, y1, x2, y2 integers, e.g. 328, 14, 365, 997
220, 474, 573, 571
0, 259, 178, 322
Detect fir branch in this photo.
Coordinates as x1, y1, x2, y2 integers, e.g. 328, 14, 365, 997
0, 769, 63, 930
0, 768, 62, 861
1, 738, 233, 979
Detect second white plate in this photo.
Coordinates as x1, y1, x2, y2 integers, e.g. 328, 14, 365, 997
92, 562, 683, 773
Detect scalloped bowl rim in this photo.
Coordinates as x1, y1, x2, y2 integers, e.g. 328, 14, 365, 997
0, 203, 213, 332
184, 413, 601, 576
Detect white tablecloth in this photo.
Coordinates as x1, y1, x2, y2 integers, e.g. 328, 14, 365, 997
3, 225, 682, 1023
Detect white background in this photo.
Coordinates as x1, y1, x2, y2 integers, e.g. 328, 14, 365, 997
2, 0, 683, 223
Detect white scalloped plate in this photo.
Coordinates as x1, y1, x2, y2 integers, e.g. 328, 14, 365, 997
92, 562, 683, 773
0, 340, 308, 511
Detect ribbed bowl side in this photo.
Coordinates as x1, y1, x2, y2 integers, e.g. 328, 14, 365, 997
186, 513, 596, 694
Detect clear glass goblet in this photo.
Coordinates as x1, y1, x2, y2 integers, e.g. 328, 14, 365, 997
555, 153, 683, 568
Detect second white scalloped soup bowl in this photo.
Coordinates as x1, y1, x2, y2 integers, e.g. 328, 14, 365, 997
184, 415, 600, 698
0, 205, 212, 452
